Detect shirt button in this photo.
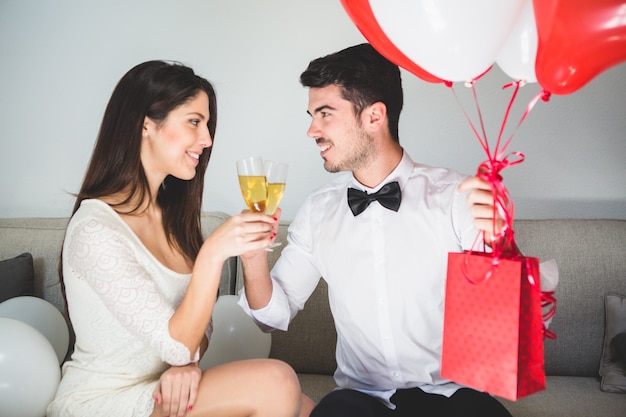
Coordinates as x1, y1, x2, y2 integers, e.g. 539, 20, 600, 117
392, 371, 400, 377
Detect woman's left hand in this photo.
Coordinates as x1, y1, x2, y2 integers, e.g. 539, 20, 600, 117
153, 363, 201, 416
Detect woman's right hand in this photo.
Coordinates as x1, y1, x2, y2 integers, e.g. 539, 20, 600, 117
169, 214, 277, 361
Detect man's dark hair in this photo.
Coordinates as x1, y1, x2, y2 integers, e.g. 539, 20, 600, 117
300, 43, 403, 142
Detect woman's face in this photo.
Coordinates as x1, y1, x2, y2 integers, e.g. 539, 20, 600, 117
141, 92, 212, 182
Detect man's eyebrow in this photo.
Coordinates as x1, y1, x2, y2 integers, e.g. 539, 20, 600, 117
307, 104, 336, 116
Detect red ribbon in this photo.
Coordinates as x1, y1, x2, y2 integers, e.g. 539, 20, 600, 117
450, 78, 556, 339
541, 291, 557, 340
450, 79, 546, 258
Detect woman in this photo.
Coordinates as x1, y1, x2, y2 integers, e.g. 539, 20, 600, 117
47, 60, 311, 417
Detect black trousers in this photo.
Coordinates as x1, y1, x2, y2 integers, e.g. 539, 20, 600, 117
310, 387, 513, 417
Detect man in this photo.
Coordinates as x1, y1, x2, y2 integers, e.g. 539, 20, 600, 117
239, 43, 512, 417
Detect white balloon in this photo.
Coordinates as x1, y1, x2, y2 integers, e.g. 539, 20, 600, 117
0, 296, 70, 364
199, 295, 271, 370
369, 0, 525, 82
496, 0, 538, 82
0, 317, 61, 417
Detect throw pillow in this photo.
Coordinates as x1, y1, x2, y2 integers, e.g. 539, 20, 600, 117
599, 293, 626, 393
612, 332, 626, 362
0, 252, 35, 303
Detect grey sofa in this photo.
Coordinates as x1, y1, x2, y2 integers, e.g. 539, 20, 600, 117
1, 214, 625, 416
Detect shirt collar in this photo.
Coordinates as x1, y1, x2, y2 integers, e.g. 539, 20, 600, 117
350, 149, 414, 193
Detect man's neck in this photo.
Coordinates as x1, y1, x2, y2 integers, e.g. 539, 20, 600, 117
353, 144, 403, 188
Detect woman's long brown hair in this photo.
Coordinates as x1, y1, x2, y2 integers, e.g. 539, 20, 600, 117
62, 60, 217, 272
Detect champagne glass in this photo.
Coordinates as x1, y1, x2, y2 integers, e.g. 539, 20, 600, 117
237, 156, 267, 213
264, 160, 288, 248
264, 160, 288, 216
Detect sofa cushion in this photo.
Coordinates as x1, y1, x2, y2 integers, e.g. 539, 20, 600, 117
599, 293, 626, 393
0, 252, 34, 303
498, 376, 626, 417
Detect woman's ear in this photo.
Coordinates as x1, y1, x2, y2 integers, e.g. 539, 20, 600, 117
143, 116, 155, 138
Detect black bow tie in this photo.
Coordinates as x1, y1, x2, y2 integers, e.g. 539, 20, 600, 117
347, 181, 402, 216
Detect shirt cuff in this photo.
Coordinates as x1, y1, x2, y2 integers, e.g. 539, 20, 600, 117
237, 283, 291, 331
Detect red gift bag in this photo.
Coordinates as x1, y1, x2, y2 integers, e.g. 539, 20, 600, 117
434, 74, 554, 400
440, 250, 546, 401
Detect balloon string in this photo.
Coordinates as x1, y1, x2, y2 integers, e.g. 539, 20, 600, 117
495, 81, 521, 159
451, 78, 556, 339
449, 84, 491, 158
447, 67, 494, 158
449, 78, 548, 255
497, 83, 548, 160
476, 155, 521, 257
469, 80, 490, 156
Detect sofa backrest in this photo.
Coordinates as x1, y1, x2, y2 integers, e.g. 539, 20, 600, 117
0, 217, 69, 315
3, 214, 624, 378
0, 212, 237, 342
237, 219, 626, 378
515, 219, 626, 377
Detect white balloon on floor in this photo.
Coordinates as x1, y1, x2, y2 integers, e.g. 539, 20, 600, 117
0, 296, 70, 364
199, 295, 272, 370
0, 317, 61, 417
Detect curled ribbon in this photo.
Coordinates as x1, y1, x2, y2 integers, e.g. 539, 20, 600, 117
541, 291, 557, 340
450, 77, 557, 339
450, 79, 546, 261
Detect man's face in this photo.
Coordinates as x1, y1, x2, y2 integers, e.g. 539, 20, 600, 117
306, 84, 374, 173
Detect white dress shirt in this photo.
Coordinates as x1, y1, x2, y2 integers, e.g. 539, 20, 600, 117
239, 151, 481, 408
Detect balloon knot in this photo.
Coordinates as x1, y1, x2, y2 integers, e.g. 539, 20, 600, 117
541, 90, 551, 102
444, 81, 453, 88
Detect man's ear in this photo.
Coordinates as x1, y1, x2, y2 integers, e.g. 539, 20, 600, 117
362, 102, 387, 132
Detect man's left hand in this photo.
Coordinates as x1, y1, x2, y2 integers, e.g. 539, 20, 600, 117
458, 176, 504, 243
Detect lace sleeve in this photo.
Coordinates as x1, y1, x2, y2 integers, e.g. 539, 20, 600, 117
65, 216, 199, 366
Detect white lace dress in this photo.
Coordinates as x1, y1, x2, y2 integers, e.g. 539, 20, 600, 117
47, 199, 211, 417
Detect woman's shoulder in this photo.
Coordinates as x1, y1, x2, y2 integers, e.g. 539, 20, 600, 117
67, 199, 132, 239
76, 198, 114, 213
70, 198, 120, 223
63, 199, 147, 269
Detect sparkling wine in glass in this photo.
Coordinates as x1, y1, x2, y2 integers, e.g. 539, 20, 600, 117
237, 156, 267, 213
264, 161, 288, 216
263, 160, 288, 249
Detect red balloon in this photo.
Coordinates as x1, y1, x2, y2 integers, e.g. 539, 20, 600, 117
340, 0, 445, 84
534, 0, 626, 95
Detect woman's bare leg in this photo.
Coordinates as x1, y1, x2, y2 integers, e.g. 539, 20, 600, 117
299, 394, 315, 417
152, 358, 302, 417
